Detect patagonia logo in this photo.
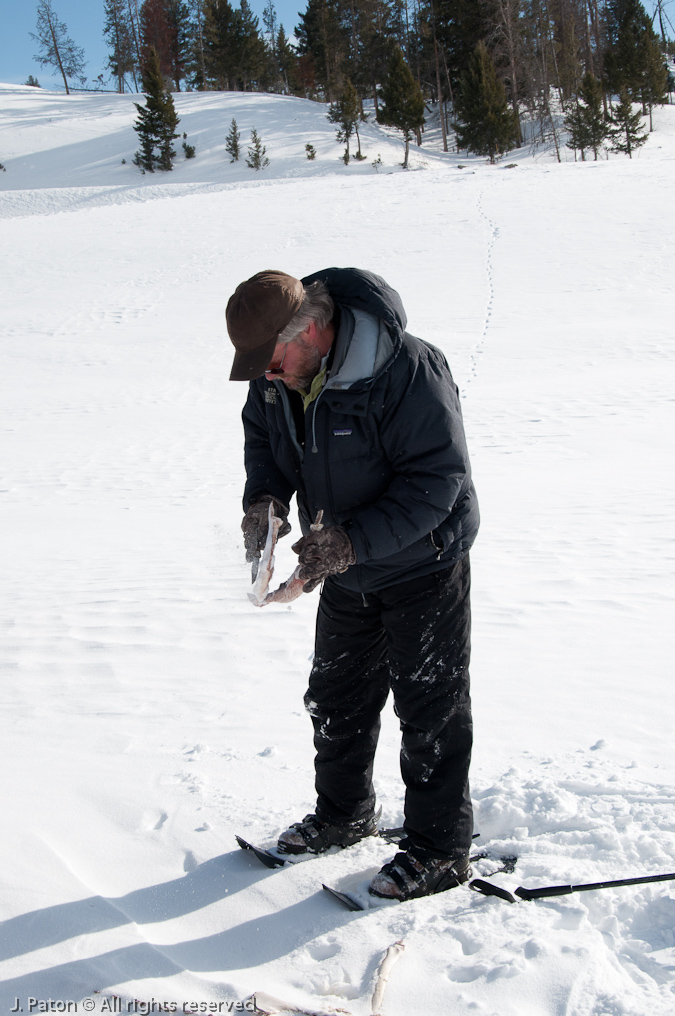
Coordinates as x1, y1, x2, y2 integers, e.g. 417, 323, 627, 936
333, 429, 352, 436
264, 387, 277, 405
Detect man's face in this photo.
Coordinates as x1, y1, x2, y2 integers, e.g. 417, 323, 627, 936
264, 337, 321, 391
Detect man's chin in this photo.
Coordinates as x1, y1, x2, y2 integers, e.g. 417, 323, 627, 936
281, 376, 312, 392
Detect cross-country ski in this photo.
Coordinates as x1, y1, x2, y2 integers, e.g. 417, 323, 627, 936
235, 826, 405, 869
322, 850, 518, 911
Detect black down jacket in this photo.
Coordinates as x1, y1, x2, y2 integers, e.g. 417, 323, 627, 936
241, 267, 479, 594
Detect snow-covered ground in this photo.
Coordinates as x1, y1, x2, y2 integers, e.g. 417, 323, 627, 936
1, 84, 675, 1015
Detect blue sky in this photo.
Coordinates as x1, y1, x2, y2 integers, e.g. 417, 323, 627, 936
0, 0, 305, 89
1, 1, 671, 90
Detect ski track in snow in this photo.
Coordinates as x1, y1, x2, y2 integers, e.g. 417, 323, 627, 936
1, 84, 675, 1015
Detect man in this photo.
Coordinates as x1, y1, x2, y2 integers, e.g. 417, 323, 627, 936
227, 267, 479, 901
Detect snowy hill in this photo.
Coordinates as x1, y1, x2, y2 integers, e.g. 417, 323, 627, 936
1, 85, 675, 1015
0, 83, 435, 216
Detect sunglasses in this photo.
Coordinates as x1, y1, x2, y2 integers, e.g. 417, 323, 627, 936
266, 343, 289, 375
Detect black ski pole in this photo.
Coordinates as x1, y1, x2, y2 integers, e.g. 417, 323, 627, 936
470, 870, 675, 904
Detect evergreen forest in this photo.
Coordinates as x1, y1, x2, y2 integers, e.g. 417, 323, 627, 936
40, 1, 675, 160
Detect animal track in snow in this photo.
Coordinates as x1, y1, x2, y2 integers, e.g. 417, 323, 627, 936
464, 190, 499, 392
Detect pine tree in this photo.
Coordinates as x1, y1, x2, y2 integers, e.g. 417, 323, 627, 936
260, 0, 279, 89
377, 47, 425, 169
246, 127, 269, 169
125, 0, 143, 90
225, 117, 241, 160
262, 0, 277, 52
165, 0, 192, 89
565, 72, 608, 160
350, 0, 398, 115
133, 47, 180, 171
187, 0, 208, 89
31, 0, 87, 94
453, 41, 519, 164
434, 0, 493, 96
327, 79, 360, 163
564, 101, 589, 161
233, 0, 266, 90
276, 25, 295, 93
353, 105, 367, 160
608, 86, 648, 156
604, 0, 657, 98
203, 0, 238, 89
295, 0, 350, 101
140, 0, 173, 85
640, 31, 668, 129
579, 74, 609, 160
104, 0, 136, 93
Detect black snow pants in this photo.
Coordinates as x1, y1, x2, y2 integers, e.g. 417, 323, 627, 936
305, 554, 473, 859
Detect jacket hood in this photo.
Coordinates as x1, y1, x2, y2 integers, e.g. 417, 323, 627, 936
301, 267, 407, 345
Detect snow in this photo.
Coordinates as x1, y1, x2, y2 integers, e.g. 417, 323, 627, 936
1, 83, 675, 1015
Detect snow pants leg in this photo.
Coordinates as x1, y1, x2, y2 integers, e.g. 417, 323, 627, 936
305, 555, 473, 859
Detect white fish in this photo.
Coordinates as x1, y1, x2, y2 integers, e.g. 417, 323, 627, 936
261, 564, 305, 605
252, 509, 324, 607
248, 502, 283, 606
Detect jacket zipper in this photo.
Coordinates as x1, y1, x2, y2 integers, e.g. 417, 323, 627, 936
310, 387, 325, 453
276, 382, 304, 466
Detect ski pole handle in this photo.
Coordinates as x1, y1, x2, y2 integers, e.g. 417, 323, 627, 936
516, 884, 573, 900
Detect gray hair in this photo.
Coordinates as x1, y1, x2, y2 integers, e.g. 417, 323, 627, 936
277, 280, 334, 344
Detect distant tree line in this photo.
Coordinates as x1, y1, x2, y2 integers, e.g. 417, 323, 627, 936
99, 0, 672, 98
30, 0, 673, 162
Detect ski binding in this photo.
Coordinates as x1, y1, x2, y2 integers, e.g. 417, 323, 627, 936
236, 827, 405, 869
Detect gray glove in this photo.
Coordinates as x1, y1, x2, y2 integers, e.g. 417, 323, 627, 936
292, 525, 356, 593
242, 495, 291, 564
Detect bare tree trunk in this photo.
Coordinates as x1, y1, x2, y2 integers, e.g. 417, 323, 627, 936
656, 0, 667, 44
533, 1, 561, 162
404, 0, 411, 60
434, 38, 448, 150
428, 0, 447, 151
112, 8, 124, 92
587, 0, 607, 115
320, 7, 332, 100
543, 0, 564, 104
47, 9, 69, 93
127, 0, 141, 90
441, 47, 454, 138
499, 0, 522, 145
194, 0, 207, 89
583, 0, 593, 73
550, 102, 562, 160
413, 0, 422, 84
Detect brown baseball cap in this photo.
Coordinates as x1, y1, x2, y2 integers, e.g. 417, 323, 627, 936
227, 270, 305, 381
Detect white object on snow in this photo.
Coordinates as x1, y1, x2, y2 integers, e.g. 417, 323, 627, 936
370, 939, 406, 1015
